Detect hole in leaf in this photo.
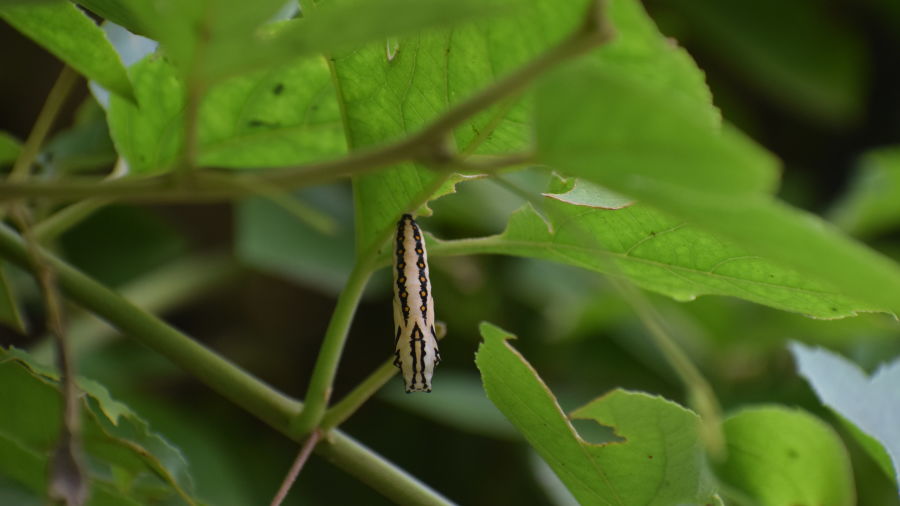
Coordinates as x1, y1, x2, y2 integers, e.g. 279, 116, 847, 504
571, 418, 624, 445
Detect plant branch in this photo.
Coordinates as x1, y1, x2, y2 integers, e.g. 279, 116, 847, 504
0, 222, 453, 505
0, 1, 610, 203
291, 260, 375, 437
270, 430, 321, 506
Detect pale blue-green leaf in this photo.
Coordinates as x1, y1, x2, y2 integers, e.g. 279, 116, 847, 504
791, 342, 900, 488
0, 1, 134, 101
476, 322, 721, 505
543, 178, 633, 209
830, 146, 900, 238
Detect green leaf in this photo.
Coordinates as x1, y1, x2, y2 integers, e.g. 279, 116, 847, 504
476, 322, 721, 505
667, 0, 866, 127
0, 131, 22, 168
535, 60, 900, 315
716, 406, 855, 506
0, 0, 59, 6
0, 263, 26, 334
0, 1, 134, 101
125, 0, 288, 81
830, 146, 900, 238
75, 0, 150, 36
347, 0, 706, 255
543, 178, 633, 210
203, 0, 512, 84
0, 347, 197, 504
107, 54, 345, 174
431, 199, 876, 318
791, 342, 900, 488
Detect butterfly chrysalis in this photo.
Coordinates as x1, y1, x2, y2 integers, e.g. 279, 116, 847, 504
392, 214, 440, 392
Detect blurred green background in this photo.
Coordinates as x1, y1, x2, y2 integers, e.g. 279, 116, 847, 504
2, 0, 900, 504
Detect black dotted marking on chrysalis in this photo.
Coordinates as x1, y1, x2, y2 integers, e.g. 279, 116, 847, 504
395, 216, 411, 323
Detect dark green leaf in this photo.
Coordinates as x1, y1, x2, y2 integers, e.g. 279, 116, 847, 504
830, 146, 900, 238
236, 185, 355, 294
381, 371, 517, 440
0, 347, 197, 504
0, 2, 134, 101
476, 322, 721, 505
667, 0, 866, 127
0, 132, 22, 168
717, 406, 855, 505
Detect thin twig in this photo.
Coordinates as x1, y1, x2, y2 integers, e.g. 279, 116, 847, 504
270, 430, 322, 506
8, 66, 78, 182
4, 64, 86, 504
10, 207, 87, 505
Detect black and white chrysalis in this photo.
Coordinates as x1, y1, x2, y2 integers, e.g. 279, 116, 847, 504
392, 214, 440, 393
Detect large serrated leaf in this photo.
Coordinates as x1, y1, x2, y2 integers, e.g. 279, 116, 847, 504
476, 322, 721, 505
0, 1, 134, 101
107, 54, 345, 174
430, 198, 876, 318
346, 0, 714, 256
830, 146, 900, 238
535, 57, 900, 315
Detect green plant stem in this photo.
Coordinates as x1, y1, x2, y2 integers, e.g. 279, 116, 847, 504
29, 252, 240, 364
291, 260, 375, 437
8, 66, 79, 182
317, 432, 453, 506
0, 222, 453, 505
321, 358, 397, 431
33, 198, 111, 242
